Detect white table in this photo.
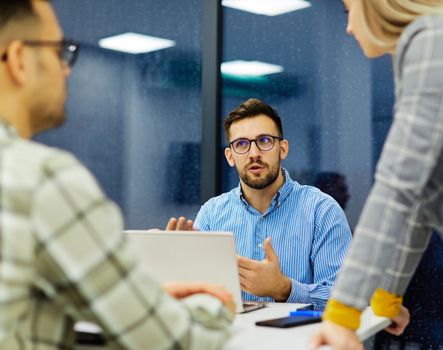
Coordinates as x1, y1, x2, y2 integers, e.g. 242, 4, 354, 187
224, 303, 390, 349
75, 303, 390, 349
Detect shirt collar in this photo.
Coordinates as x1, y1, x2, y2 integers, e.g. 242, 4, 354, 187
0, 118, 19, 140
236, 168, 294, 209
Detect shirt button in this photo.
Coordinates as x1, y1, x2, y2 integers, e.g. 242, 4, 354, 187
259, 217, 264, 221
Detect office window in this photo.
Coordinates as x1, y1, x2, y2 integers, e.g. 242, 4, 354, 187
36, 0, 203, 228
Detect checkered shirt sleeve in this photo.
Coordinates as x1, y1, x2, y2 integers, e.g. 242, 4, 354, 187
0, 138, 232, 349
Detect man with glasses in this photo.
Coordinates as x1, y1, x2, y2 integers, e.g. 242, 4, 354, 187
191, 99, 352, 307
0, 1, 234, 349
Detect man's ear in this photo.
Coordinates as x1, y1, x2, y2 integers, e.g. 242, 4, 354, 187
225, 147, 236, 167
280, 139, 289, 160
4, 41, 27, 86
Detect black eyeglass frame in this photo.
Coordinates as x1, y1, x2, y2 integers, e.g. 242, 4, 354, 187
229, 135, 283, 155
0, 39, 80, 68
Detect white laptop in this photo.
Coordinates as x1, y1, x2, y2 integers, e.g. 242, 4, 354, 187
124, 230, 265, 313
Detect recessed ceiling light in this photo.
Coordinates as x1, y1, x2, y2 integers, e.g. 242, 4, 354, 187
221, 60, 284, 77
222, 0, 311, 16
98, 32, 175, 54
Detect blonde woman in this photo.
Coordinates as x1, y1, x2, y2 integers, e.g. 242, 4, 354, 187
311, 0, 443, 349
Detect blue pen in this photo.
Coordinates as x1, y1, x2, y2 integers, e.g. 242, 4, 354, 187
289, 310, 323, 317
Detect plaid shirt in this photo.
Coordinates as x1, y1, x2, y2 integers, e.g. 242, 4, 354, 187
0, 122, 232, 349
332, 15, 443, 310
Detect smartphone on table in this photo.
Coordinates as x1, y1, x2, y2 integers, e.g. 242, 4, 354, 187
255, 307, 322, 328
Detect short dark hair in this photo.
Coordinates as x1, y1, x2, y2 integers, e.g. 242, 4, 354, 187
0, 0, 47, 30
224, 98, 283, 142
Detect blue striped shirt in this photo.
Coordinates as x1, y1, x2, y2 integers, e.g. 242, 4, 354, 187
194, 169, 352, 307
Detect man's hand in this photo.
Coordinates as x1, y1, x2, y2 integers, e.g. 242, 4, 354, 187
166, 216, 195, 231
384, 305, 410, 336
162, 282, 236, 314
310, 321, 364, 350
237, 237, 291, 301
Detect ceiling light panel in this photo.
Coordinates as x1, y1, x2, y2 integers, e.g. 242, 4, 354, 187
99, 32, 175, 54
221, 60, 284, 77
222, 0, 311, 16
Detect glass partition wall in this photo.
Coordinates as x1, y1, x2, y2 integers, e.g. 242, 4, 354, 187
221, 2, 442, 349
221, 0, 377, 229
37, 0, 203, 228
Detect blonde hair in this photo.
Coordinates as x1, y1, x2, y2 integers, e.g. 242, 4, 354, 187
360, 0, 443, 52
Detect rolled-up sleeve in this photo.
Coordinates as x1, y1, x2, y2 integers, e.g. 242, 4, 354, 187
32, 154, 232, 349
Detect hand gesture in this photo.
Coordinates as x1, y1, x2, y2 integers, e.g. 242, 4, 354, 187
310, 321, 364, 350
237, 237, 291, 301
162, 282, 236, 314
384, 305, 410, 335
166, 216, 195, 231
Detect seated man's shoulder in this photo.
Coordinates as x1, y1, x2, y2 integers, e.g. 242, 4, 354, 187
11, 139, 90, 186
14, 138, 77, 168
291, 182, 338, 208
202, 188, 238, 210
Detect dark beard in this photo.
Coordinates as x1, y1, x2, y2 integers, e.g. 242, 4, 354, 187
240, 162, 280, 190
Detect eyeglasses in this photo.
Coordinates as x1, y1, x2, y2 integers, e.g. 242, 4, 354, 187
229, 135, 283, 154
1, 39, 80, 68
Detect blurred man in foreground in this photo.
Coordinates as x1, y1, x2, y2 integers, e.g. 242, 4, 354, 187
0, 1, 234, 348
